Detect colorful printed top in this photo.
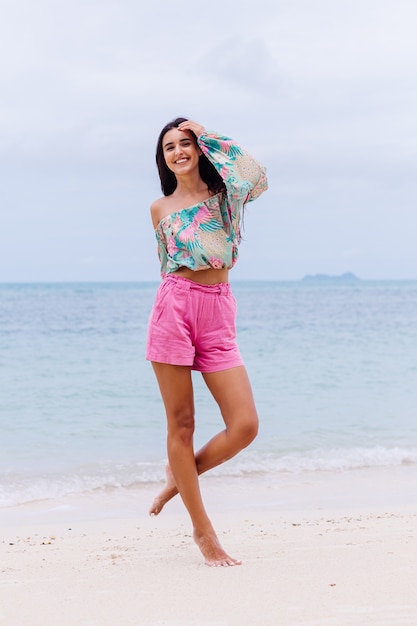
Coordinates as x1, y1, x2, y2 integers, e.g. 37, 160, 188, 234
154, 131, 268, 277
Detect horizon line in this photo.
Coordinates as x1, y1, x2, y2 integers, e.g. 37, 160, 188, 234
1, 277, 417, 285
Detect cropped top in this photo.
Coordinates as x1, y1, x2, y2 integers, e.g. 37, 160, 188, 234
154, 131, 268, 277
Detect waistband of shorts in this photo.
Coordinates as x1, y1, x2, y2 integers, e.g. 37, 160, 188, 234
164, 274, 231, 295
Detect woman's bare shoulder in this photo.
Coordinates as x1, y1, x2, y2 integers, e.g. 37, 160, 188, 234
150, 196, 169, 210
150, 196, 171, 228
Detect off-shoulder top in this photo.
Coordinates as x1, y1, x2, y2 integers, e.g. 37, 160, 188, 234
154, 131, 268, 277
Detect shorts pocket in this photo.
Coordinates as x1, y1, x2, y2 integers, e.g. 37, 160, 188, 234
150, 282, 171, 325
227, 292, 237, 316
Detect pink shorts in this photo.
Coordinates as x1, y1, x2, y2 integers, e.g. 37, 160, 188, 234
146, 275, 244, 373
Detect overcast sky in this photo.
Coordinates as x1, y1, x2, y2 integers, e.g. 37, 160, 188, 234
1, 0, 416, 282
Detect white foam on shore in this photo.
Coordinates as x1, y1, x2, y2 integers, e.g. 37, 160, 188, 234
1, 445, 417, 508
212, 445, 417, 476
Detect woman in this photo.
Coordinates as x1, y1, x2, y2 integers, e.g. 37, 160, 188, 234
146, 118, 268, 566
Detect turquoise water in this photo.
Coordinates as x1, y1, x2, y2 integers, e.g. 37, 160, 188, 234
1, 280, 417, 507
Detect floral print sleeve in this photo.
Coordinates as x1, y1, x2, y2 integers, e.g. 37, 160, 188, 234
197, 131, 268, 204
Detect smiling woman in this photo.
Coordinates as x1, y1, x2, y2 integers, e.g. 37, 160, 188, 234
163, 132, 199, 174
154, 117, 226, 204
151, 118, 267, 279
145, 117, 268, 567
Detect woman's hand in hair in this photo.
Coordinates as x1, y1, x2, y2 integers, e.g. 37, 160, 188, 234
178, 120, 206, 138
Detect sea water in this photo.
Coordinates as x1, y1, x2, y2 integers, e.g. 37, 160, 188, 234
1, 280, 417, 509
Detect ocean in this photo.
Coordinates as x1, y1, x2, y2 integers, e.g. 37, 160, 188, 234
1, 280, 417, 511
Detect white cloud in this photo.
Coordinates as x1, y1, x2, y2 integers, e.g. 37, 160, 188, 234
192, 37, 287, 97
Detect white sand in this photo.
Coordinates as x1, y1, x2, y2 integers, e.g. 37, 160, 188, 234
2, 467, 417, 626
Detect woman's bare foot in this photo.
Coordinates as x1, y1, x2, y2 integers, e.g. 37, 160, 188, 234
193, 529, 242, 567
148, 464, 178, 516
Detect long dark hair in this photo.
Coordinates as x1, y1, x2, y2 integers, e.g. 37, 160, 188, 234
155, 117, 225, 196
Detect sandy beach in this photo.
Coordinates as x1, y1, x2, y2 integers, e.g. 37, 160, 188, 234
2, 468, 417, 626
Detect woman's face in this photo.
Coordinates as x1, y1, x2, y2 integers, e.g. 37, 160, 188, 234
162, 127, 201, 176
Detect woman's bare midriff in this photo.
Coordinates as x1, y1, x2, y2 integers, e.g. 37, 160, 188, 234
173, 266, 229, 285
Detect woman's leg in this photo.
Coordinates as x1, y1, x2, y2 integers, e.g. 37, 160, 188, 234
150, 361, 241, 566
149, 365, 258, 514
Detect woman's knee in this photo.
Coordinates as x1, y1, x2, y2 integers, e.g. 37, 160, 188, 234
167, 408, 195, 445
243, 414, 259, 445
232, 411, 259, 447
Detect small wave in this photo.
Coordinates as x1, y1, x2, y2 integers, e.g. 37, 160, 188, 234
1, 446, 417, 507
0, 461, 166, 508
209, 445, 417, 476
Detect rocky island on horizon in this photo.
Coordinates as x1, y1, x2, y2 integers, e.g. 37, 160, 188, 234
301, 272, 360, 282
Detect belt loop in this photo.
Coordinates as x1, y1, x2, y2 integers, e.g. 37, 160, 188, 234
182, 278, 191, 291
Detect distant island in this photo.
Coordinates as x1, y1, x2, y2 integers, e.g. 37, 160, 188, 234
301, 272, 360, 282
